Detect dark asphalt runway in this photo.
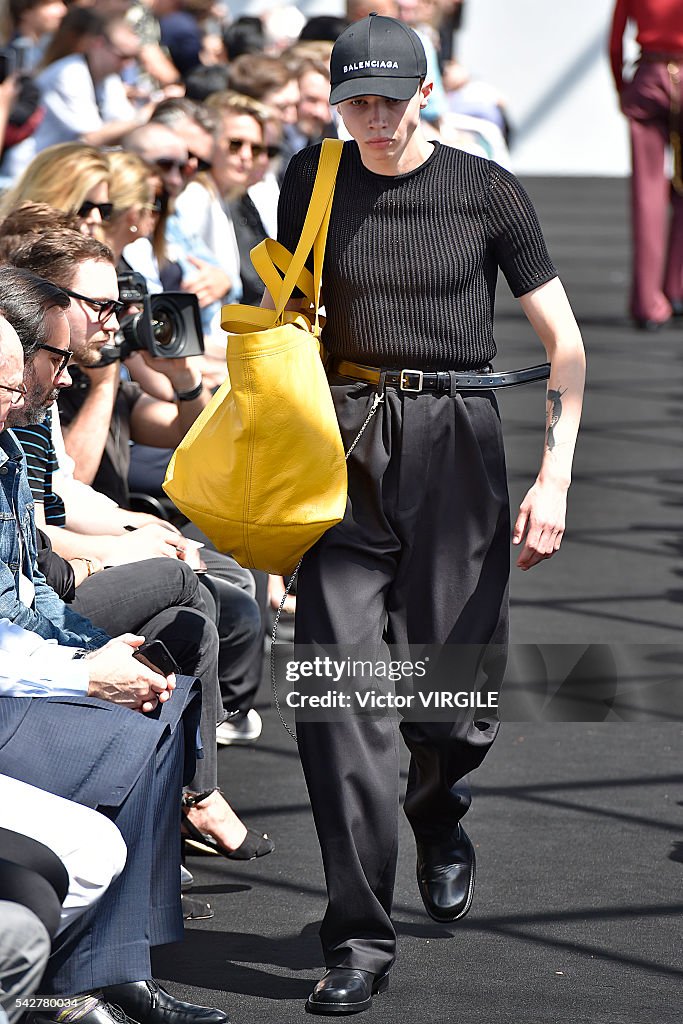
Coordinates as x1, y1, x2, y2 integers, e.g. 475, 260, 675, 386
155, 177, 683, 1024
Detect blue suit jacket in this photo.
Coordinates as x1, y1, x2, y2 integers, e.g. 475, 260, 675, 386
0, 676, 201, 808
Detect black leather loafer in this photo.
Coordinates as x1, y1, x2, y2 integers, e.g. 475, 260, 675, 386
306, 968, 389, 1015
101, 980, 229, 1024
416, 824, 476, 923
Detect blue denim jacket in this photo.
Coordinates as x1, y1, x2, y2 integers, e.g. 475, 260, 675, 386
0, 429, 110, 648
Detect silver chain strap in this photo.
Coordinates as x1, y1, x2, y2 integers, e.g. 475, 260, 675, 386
271, 392, 385, 743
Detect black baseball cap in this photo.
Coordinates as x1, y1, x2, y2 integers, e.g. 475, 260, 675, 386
329, 13, 427, 105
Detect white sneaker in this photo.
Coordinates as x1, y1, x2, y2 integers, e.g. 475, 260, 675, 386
216, 708, 263, 746
180, 864, 194, 890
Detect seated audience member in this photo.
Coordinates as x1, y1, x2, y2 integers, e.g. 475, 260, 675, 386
121, 120, 239, 336
0, 142, 112, 238
221, 15, 265, 62
103, 148, 159, 265
4, 0, 68, 73
4, 225, 268, 761
0, 614, 230, 1024
0, 261, 271, 856
125, 0, 184, 93
0, 772, 126, 941
184, 63, 230, 102
158, 0, 212, 80
0, 8, 148, 181
282, 45, 337, 150
227, 53, 301, 178
201, 91, 270, 307
443, 57, 511, 141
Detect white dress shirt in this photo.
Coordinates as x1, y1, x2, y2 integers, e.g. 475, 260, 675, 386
0, 619, 89, 696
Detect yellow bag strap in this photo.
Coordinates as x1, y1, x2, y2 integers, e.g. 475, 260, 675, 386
221, 138, 343, 335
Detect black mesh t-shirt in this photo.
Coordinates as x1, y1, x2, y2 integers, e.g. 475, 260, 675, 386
277, 140, 557, 371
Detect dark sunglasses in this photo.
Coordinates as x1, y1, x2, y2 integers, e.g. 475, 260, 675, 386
154, 157, 191, 176
77, 201, 114, 222
63, 287, 124, 321
188, 152, 213, 173
224, 138, 268, 158
38, 342, 73, 377
0, 382, 28, 405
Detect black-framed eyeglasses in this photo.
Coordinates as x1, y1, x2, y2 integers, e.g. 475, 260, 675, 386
188, 152, 213, 173
77, 201, 114, 222
63, 287, 124, 322
38, 342, 73, 377
0, 382, 28, 405
224, 138, 268, 158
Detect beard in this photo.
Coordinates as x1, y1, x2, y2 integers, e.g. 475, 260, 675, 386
7, 365, 59, 426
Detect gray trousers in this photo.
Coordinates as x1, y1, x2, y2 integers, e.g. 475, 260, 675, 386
0, 904, 50, 1024
295, 379, 509, 974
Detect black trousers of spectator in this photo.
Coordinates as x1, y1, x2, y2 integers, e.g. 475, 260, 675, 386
71, 558, 221, 792
295, 380, 510, 976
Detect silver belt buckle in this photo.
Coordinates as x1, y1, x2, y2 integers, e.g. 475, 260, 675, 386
400, 368, 424, 393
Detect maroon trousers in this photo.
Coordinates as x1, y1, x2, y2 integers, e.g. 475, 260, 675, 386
621, 60, 683, 322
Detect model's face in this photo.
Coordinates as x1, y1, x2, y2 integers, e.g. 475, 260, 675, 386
9, 307, 71, 427
337, 84, 428, 167
297, 70, 333, 139
66, 259, 120, 367
0, 319, 25, 433
213, 113, 265, 199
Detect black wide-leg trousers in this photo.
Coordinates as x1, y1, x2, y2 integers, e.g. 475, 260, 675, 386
295, 377, 510, 975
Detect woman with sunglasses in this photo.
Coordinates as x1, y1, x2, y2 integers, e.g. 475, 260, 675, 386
0, 141, 112, 239
104, 149, 160, 262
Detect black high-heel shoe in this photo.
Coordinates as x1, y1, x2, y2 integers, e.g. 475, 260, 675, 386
181, 789, 274, 861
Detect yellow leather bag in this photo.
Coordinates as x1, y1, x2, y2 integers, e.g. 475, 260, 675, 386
163, 139, 346, 575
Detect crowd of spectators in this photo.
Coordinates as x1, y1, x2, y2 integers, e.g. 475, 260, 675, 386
0, 0, 499, 1019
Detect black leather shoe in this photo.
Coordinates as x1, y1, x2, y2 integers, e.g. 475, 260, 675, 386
101, 981, 229, 1024
416, 824, 476, 923
28, 999, 138, 1024
306, 968, 389, 1015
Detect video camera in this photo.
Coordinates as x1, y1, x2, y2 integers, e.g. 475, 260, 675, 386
111, 271, 204, 361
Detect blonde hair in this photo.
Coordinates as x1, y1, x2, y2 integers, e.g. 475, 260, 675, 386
106, 150, 154, 220
0, 143, 110, 220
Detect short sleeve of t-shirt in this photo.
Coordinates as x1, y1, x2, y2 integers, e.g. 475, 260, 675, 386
487, 161, 558, 297
13, 419, 66, 527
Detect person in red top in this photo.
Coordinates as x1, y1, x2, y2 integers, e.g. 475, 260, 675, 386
610, 0, 683, 328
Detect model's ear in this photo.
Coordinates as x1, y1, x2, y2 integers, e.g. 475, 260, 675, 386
420, 80, 434, 108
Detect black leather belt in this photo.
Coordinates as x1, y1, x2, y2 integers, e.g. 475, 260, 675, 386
333, 359, 551, 393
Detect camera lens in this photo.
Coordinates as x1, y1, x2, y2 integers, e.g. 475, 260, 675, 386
151, 302, 185, 356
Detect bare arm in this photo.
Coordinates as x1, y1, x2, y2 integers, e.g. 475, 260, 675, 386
61, 363, 119, 484
512, 277, 586, 570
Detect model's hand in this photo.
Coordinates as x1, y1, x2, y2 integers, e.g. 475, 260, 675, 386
101, 523, 185, 565
512, 478, 568, 570
85, 634, 174, 712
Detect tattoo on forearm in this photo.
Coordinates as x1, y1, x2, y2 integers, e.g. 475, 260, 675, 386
546, 387, 566, 451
